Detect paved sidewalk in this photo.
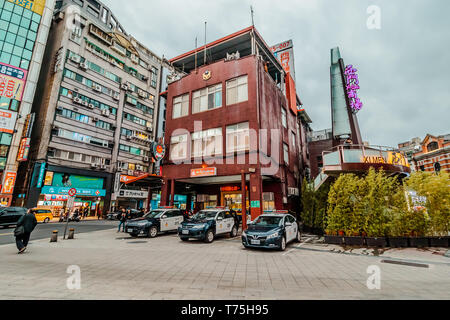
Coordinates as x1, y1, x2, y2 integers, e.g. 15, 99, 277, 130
0, 229, 449, 300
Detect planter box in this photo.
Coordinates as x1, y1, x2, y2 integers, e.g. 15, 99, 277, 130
302, 225, 312, 234
344, 236, 365, 246
312, 228, 324, 236
388, 237, 409, 248
409, 237, 429, 248
429, 237, 449, 248
366, 237, 387, 248
324, 235, 344, 245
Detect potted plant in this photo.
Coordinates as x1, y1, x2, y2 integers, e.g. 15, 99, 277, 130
387, 210, 410, 248
407, 208, 430, 248
344, 231, 365, 246
324, 230, 343, 245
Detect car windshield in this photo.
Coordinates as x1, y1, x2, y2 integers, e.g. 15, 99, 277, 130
253, 216, 282, 226
144, 210, 165, 219
192, 210, 218, 220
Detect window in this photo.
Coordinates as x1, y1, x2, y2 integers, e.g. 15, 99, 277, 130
226, 122, 249, 153
226, 75, 248, 105
281, 107, 287, 128
283, 143, 289, 165
427, 142, 439, 152
191, 128, 222, 158
87, 6, 99, 18
262, 192, 275, 211
151, 66, 158, 88
290, 131, 296, 153
192, 84, 222, 114
100, 7, 108, 23
172, 94, 189, 119
170, 134, 188, 160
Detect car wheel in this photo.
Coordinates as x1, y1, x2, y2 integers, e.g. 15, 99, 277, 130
148, 226, 158, 238
279, 236, 287, 251
180, 237, 189, 241
295, 230, 301, 243
229, 225, 238, 238
204, 229, 214, 243
44, 218, 50, 224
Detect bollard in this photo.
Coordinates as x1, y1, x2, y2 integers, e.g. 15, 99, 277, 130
68, 228, 75, 240
50, 230, 58, 242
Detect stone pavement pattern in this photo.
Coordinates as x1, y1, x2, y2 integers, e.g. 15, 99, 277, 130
0, 229, 449, 300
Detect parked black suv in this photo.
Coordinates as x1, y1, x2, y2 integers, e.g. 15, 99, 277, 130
0, 207, 27, 228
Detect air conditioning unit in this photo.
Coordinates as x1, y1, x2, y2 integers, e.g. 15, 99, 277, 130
146, 125, 153, 132
56, 106, 64, 111
99, 164, 107, 170
79, 62, 88, 70
88, 103, 95, 109
52, 125, 59, 130
127, 170, 134, 176
126, 135, 132, 140
70, 55, 81, 63
93, 84, 102, 92
136, 165, 143, 171
113, 92, 120, 100
81, 101, 89, 107
142, 76, 149, 81
53, 11, 65, 22
101, 109, 110, 117
92, 117, 99, 122
138, 90, 146, 98
143, 156, 149, 162
73, 97, 81, 104
121, 83, 128, 90
91, 163, 99, 168
131, 55, 139, 64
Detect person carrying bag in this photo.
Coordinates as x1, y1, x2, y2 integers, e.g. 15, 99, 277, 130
15, 209, 38, 254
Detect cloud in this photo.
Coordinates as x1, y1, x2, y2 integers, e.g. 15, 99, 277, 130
102, 0, 450, 146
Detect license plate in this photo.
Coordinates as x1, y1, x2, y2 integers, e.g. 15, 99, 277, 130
251, 240, 261, 245
182, 230, 189, 235
128, 229, 133, 233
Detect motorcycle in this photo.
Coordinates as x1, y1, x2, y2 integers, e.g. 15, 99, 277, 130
58, 212, 81, 223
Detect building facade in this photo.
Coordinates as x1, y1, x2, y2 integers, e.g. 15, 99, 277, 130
14, 0, 163, 215
0, 0, 55, 206
412, 134, 450, 173
160, 27, 308, 219
398, 137, 421, 171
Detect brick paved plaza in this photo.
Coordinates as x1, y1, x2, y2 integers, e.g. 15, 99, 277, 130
0, 228, 449, 300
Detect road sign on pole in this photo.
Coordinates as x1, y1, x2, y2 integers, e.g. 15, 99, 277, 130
68, 188, 77, 197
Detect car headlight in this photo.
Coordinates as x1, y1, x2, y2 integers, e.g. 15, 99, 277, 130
266, 232, 279, 240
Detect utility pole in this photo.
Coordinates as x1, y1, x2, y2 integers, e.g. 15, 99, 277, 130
204, 21, 207, 65
250, 6, 254, 27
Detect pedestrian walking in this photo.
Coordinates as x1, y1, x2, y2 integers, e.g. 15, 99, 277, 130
117, 209, 127, 232
83, 207, 89, 220
14, 209, 37, 254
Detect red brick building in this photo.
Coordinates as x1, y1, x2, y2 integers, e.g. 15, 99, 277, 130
160, 27, 309, 219
413, 134, 450, 173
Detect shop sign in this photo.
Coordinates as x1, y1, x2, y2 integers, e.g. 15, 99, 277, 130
152, 142, 166, 161
361, 152, 409, 167
44, 194, 69, 201
44, 171, 54, 186
0, 110, 18, 134
0, 63, 27, 101
220, 186, 241, 192
41, 186, 106, 197
271, 40, 296, 82
16, 137, 31, 162
22, 113, 35, 138
36, 162, 46, 188
250, 200, 261, 208
120, 175, 135, 183
190, 167, 217, 178
288, 187, 299, 196
1, 171, 16, 194
344, 65, 363, 113
6, 0, 46, 16
118, 189, 148, 199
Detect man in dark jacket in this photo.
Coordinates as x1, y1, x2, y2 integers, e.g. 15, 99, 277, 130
15, 209, 37, 254
117, 208, 127, 232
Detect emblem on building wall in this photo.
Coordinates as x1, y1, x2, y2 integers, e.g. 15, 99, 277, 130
202, 70, 212, 81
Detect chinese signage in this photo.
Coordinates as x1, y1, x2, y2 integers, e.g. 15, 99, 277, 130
22, 113, 35, 138
119, 189, 149, 199
361, 152, 410, 167
36, 162, 46, 188
0, 110, 18, 134
190, 167, 217, 178
1, 172, 16, 194
271, 40, 296, 82
344, 65, 363, 113
16, 137, 31, 162
41, 186, 106, 197
250, 200, 261, 208
44, 194, 69, 201
0, 63, 28, 101
6, 0, 46, 16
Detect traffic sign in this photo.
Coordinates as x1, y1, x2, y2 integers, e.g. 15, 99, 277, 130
68, 188, 77, 197
67, 196, 75, 209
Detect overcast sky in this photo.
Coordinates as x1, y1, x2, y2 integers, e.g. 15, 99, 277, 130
103, 0, 449, 147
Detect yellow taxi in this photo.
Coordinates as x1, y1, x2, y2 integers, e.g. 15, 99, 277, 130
31, 209, 54, 223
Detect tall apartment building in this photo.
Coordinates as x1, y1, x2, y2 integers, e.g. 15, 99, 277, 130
14, 0, 163, 215
0, 0, 55, 206
160, 27, 311, 218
